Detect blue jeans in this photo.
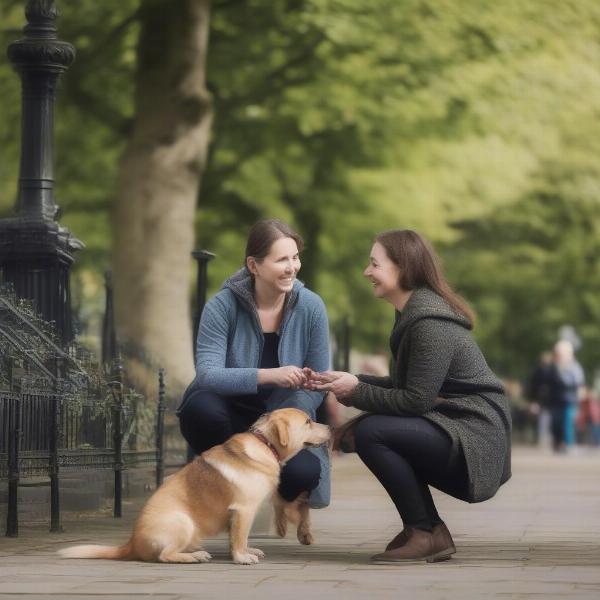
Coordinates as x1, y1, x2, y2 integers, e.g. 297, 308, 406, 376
177, 388, 321, 502
564, 403, 578, 447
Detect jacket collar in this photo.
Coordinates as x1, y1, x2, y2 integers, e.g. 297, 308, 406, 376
222, 267, 303, 332
391, 287, 472, 345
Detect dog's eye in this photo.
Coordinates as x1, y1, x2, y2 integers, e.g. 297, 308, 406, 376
305, 418, 311, 425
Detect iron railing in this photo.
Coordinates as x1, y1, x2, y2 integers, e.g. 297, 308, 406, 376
0, 284, 166, 537
0, 373, 166, 537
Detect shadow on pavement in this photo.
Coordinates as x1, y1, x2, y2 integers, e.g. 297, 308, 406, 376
198, 540, 600, 568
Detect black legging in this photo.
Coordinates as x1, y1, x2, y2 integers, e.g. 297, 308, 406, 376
177, 388, 321, 502
549, 405, 565, 450
354, 415, 469, 531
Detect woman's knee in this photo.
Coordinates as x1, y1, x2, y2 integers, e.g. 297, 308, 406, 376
353, 415, 383, 455
178, 388, 231, 424
177, 388, 234, 453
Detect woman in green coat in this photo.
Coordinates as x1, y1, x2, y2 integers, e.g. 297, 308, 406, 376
305, 230, 511, 564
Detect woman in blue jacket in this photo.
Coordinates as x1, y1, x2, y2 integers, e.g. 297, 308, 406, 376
177, 219, 331, 508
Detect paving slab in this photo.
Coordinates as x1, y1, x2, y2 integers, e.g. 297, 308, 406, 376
1, 446, 599, 599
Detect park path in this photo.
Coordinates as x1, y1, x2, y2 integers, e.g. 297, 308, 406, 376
1, 446, 599, 599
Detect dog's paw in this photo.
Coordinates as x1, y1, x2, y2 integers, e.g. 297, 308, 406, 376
190, 550, 212, 563
232, 552, 260, 565
247, 547, 265, 558
297, 529, 314, 545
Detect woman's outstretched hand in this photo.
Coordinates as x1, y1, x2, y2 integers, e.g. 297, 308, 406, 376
303, 368, 359, 404
259, 366, 307, 389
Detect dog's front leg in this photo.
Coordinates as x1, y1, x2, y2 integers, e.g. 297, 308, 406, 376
273, 492, 288, 538
295, 492, 314, 545
273, 492, 314, 545
229, 506, 262, 565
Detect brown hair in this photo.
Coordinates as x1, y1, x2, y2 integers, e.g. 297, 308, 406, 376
375, 229, 475, 326
245, 219, 304, 262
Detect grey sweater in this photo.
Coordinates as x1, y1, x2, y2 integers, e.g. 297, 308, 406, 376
350, 287, 511, 503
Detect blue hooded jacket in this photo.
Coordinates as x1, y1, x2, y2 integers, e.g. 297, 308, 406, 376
191, 267, 331, 508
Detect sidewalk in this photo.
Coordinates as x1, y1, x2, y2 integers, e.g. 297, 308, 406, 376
1, 446, 599, 599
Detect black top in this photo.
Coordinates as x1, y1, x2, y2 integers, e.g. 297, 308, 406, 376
232, 332, 280, 414
260, 332, 280, 371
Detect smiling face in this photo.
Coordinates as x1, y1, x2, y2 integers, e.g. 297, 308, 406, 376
363, 241, 402, 300
247, 236, 301, 294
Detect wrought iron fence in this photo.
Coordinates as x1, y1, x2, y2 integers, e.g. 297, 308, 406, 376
0, 285, 167, 537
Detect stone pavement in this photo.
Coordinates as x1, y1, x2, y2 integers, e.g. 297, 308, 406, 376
1, 446, 599, 599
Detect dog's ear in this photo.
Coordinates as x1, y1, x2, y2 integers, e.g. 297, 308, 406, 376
273, 419, 289, 447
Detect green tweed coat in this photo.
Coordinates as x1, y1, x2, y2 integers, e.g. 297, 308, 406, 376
350, 287, 511, 503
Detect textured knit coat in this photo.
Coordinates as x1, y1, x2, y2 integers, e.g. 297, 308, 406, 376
190, 267, 331, 508
350, 287, 511, 503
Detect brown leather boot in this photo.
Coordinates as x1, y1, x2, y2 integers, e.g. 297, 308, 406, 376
372, 526, 455, 563
385, 527, 412, 551
385, 522, 456, 554
432, 522, 456, 558
372, 528, 435, 563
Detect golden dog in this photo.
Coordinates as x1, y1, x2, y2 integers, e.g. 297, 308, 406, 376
59, 408, 330, 565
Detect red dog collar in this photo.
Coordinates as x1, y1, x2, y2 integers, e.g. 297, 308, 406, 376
251, 431, 281, 463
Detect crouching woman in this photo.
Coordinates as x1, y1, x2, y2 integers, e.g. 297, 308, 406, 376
306, 229, 511, 563
177, 219, 331, 520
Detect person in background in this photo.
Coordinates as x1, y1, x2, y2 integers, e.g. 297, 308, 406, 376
505, 379, 537, 444
547, 340, 585, 452
526, 351, 553, 447
576, 386, 600, 447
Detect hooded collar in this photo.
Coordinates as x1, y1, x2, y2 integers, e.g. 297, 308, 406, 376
222, 267, 303, 331
390, 287, 472, 356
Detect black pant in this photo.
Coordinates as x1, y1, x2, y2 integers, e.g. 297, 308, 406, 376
549, 405, 565, 450
177, 388, 321, 502
354, 415, 469, 531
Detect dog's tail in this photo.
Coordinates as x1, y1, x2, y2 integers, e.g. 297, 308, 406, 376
58, 542, 133, 560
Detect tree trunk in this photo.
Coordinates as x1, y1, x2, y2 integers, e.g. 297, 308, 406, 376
112, 0, 212, 401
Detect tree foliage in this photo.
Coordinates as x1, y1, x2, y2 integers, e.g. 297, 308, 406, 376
2, 0, 600, 382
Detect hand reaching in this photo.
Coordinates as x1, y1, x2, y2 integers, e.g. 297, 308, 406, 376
303, 369, 359, 403
259, 366, 307, 389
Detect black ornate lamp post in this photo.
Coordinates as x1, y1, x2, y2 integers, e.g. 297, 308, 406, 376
0, 0, 82, 346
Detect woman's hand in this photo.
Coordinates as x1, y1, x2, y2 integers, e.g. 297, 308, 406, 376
304, 369, 359, 403
259, 366, 307, 389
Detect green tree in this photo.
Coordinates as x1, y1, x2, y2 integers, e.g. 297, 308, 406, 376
3, 0, 600, 391
445, 149, 600, 378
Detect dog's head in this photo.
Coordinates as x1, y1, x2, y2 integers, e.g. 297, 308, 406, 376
252, 408, 331, 463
